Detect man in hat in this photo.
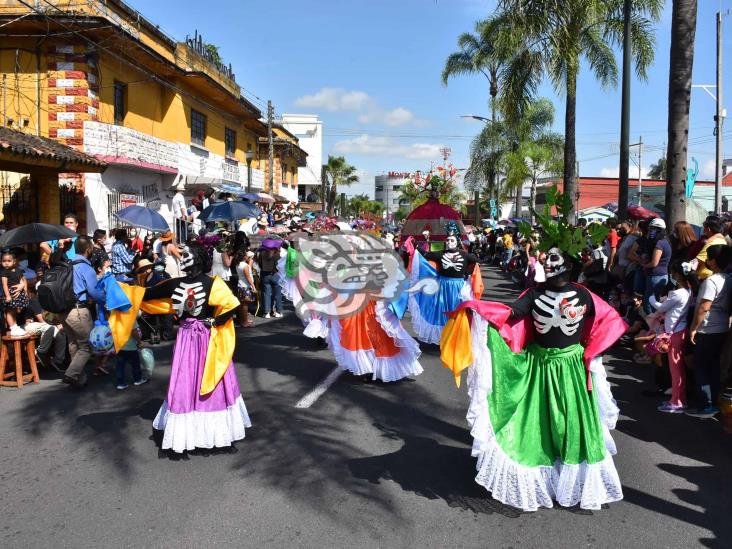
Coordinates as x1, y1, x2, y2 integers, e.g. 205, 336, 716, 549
256, 216, 269, 236
171, 180, 188, 243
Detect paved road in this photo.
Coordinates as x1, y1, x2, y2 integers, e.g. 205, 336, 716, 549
2, 265, 731, 548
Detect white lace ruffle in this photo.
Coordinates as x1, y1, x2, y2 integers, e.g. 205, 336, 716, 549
408, 254, 472, 344
465, 316, 623, 511
326, 303, 423, 382
152, 395, 252, 454
303, 317, 329, 339
277, 257, 300, 303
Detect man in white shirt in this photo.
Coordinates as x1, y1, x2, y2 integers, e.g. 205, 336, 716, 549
171, 180, 187, 243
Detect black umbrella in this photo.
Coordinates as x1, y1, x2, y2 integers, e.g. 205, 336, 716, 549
0, 223, 77, 248
199, 200, 261, 223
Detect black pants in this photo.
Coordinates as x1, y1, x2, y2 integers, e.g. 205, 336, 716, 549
694, 332, 728, 408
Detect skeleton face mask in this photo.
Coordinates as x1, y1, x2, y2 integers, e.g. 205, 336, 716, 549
446, 236, 459, 251
544, 247, 568, 278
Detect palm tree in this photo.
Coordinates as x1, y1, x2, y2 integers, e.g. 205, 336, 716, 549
442, 27, 502, 220
491, 0, 662, 220
665, 0, 697, 226
323, 155, 358, 216
648, 156, 667, 180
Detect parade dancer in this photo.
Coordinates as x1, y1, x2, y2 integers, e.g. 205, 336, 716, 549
296, 232, 423, 382
440, 191, 626, 511
407, 221, 479, 344
111, 243, 251, 453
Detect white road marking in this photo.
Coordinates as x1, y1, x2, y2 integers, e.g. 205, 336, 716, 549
295, 366, 343, 408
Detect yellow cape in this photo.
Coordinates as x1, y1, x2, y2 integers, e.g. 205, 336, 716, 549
109, 276, 240, 396
439, 308, 473, 388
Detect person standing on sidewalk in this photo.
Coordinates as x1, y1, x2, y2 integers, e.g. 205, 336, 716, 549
688, 244, 732, 418
648, 261, 694, 413
258, 244, 283, 319
61, 237, 106, 388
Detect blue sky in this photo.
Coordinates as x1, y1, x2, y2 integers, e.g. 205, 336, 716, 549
129, 0, 732, 198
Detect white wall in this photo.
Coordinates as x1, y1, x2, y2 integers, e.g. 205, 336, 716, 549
281, 114, 323, 188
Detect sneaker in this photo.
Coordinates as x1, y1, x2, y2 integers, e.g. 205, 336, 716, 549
685, 406, 720, 418
273, 312, 283, 318
34, 350, 48, 369
658, 402, 686, 413
133, 377, 149, 386
116, 384, 129, 391
9, 325, 26, 337
263, 313, 271, 319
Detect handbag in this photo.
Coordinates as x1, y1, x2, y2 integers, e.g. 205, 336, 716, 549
644, 290, 690, 357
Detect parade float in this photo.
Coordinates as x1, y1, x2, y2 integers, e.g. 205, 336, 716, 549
400, 167, 466, 250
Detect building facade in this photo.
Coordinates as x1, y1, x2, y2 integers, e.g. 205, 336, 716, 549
0, 0, 306, 232
281, 114, 322, 203
375, 172, 410, 214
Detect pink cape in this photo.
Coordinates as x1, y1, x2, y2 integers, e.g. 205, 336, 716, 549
448, 283, 628, 391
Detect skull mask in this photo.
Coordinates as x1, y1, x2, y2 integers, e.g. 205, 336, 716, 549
544, 247, 568, 279
446, 235, 459, 251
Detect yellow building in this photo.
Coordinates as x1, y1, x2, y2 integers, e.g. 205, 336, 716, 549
0, 0, 306, 232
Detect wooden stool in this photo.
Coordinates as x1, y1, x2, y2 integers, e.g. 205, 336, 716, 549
0, 334, 40, 388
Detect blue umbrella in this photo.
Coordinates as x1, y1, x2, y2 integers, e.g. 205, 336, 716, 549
114, 205, 169, 231
199, 200, 261, 222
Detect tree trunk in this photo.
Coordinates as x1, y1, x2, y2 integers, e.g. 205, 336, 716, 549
514, 184, 522, 219
530, 174, 537, 224
563, 70, 578, 222
665, 0, 697, 226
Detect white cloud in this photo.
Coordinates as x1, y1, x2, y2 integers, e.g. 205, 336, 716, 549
294, 87, 426, 127
700, 159, 716, 180
332, 134, 442, 160
599, 165, 651, 179
294, 87, 371, 111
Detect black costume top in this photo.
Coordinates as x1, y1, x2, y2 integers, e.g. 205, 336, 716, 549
509, 282, 594, 348
423, 250, 479, 278
144, 273, 235, 325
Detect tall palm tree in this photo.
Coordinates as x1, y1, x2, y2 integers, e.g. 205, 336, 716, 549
665, 0, 697, 226
492, 0, 662, 220
323, 155, 358, 216
647, 156, 667, 180
442, 27, 502, 220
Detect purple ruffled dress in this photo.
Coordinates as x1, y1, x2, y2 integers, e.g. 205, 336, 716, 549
153, 318, 251, 453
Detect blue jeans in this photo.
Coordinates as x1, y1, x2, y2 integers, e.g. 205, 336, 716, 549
116, 350, 142, 386
502, 248, 514, 268
261, 272, 282, 315
643, 274, 668, 315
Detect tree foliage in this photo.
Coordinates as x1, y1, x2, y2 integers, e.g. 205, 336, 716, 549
323, 155, 359, 216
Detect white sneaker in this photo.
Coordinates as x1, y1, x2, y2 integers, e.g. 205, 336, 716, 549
273, 312, 283, 318
263, 313, 271, 319
9, 325, 26, 337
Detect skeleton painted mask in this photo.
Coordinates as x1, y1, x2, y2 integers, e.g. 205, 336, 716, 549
544, 247, 568, 278
446, 235, 459, 251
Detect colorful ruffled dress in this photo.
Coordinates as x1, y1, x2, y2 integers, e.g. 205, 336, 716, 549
322, 299, 423, 382
110, 275, 251, 453
408, 249, 479, 344
440, 283, 626, 511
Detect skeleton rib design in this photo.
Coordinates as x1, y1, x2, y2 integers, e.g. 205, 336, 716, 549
531, 290, 585, 336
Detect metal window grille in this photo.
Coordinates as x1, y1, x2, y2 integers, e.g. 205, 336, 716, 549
114, 81, 126, 125
191, 109, 206, 146
0, 175, 38, 229
225, 127, 236, 156
107, 190, 142, 230
59, 183, 85, 228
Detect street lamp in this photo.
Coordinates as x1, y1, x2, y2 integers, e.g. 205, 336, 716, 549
245, 147, 254, 193
462, 115, 492, 225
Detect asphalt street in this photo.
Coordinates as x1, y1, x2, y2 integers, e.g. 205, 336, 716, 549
1, 265, 731, 548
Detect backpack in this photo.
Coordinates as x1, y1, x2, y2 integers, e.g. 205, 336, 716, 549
38, 259, 84, 313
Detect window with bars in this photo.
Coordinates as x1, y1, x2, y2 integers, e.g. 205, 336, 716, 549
191, 108, 206, 146
225, 127, 236, 157
113, 81, 126, 125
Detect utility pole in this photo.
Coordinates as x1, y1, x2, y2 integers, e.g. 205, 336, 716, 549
267, 100, 274, 194
715, 11, 726, 214
637, 136, 643, 207
618, 0, 632, 220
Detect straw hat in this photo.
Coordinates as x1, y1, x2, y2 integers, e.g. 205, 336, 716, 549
160, 230, 173, 241
134, 259, 154, 274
